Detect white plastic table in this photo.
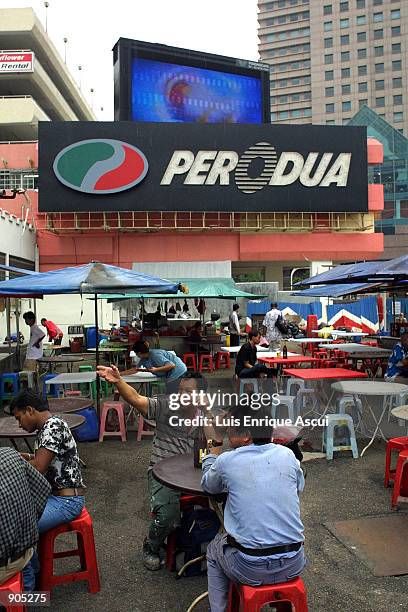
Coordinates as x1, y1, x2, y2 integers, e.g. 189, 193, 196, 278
220, 345, 270, 353
391, 405, 408, 434
331, 380, 408, 456
122, 372, 159, 426
291, 337, 333, 355
45, 371, 96, 398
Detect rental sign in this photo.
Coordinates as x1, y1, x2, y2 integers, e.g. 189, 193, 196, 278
38, 122, 368, 213
0, 51, 34, 72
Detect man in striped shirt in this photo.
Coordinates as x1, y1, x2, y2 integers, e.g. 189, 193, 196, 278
97, 364, 207, 570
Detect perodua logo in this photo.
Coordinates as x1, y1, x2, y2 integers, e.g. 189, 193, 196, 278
53, 139, 148, 194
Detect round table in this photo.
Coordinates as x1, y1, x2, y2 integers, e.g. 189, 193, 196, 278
391, 405, 408, 432
0, 413, 85, 451
331, 381, 408, 456
47, 398, 94, 414
37, 355, 84, 373
153, 452, 204, 495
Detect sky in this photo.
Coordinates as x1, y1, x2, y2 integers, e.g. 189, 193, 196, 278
5, 0, 260, 119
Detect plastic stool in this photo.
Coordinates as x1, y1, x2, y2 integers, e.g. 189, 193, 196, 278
150, 380, 166, 395
78, 365, 98, 398
384, 436, 408, 487
165, 494, 209, 571
42, 373, 60, 399
19, 370, 38, 392
136, 414, 155, 442
38, 507, 100, 593
216, 351, 231, 370
182, 353, 197, 371
239, 379, 259, 395
0, 372, 20, 407
323, 414, 358, 460
336, 395, 363, 420
199, 354, 214, 372
65, 390, 82, 397
392, 449, 408, 509
99, 401, 126, 442
228, 576, 308, 612
286, 377, 306, 396
0, 572, 25, 612
79, 365, 94, 372
272, 395, 299, 423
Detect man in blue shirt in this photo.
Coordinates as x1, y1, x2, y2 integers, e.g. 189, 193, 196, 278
201, 405, 306, 612
129, 340, 187, 393
385, 333, 408, 382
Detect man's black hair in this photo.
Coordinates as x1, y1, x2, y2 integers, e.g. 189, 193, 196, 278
133, 340, 150, 353
181, 371, 208, 392
228, 404, 273, 445
270, 302, 278, 309
11, 389, 48, 413
23, 311, 36, 321
40, 317, 46, 323
233, 303, 240, 311
248, 329, 259, 340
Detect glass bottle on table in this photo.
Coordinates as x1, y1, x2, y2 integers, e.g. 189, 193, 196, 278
193, 426, 207, 468
282, 343, 288, 359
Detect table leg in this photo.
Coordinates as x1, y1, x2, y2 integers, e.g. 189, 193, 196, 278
361, 395, 389, 457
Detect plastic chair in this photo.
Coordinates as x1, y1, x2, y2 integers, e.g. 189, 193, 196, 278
384, 436, 408, 487
216, 351, 231, 370
199, 354, 214, 372
239, 379, 259, 396
336, 395, 363, 422
0, 372, 20, 408
228, 576, 308, 612
272, 395, 300, 423
323, 414, 358, 460
0, 572, 25, 612
182, 353, 197, 371
391, 449, 408, 509
42, 373, 60, 399
38, 507, 100, 593
99, 401, 126, 442
286, 377, 306, 397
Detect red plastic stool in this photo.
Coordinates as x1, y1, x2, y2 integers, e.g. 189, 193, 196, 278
216, 351, 231, 369
136, 414, 155, 442
384, 436, 408, 487
0, 572, 25, 612
99, 401, 126, 442
165, 494, 209, 571
38, 508, 100, 593
65, 390, 82, 397
228, 577, 308, 612
199, 354, 214, 372
392, 449, 408, 509
182, 353, 197, 371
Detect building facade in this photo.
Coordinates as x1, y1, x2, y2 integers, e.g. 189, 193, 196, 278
258, 0, 406, 134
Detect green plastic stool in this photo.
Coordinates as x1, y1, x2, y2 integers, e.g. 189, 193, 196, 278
79, 364, 111, 397
78, 365, 97, 397
150, 380, 166, 395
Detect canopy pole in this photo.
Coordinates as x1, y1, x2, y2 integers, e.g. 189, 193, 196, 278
15, 299, 21, 371
6, 298, 12, 355
94, 294, 100, 414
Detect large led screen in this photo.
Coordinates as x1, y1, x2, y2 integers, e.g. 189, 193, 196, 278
131, 57, 263, 123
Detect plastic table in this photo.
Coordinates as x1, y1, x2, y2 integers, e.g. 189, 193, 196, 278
391, 405, 408, 434
258, 355, 318, 367
291, 337, 333, 355
37, 355, 84, 373
220, 345, 270, 354
332, 381, 408, 456
45, 371, 96, 398
47, 397, 94, 413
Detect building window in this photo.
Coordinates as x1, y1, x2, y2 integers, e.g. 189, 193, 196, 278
342, 84, 351, 94
324, 37, 333, 48
340, 34, 350, 44
358, 81, 367, 92
326, 120, 335, 125
342, 101, 351, 111
392, 26, 401, 37
303, 91, 311, 100
358, 65, 367, 75
357, 48, 367, 59
394, 94, 403, 105
326, 103, 335, 113
325, 54, 334, 64
340, 1, 349, 11
356, 0, 365, 7
373, 29, 383, 39
392, 60, 402, 71
375, 79, 384, 90
357, 31, 367, 42
325, 86, 334, 96
375, 97, 385, 107
292, 109, 301, 118
375, 62, 384, 73
373, 13, 383, 22
278, 111, 289, 119
373, 0, 382, 5
278, 95, 288, 103
324, 21, 333, 31
341, 67, 351, 78
325, 70, 334, 80
359, 99, 368, 107
394, 112, 403, 123
323, 4, 332, 15
340, 19, 349, 28
392, 43, 401, 54
341, 51, 350, 61
374, 45, 383, 56
303, 108, 312, 117
393, 77, 402, 88
391, 10, 401, 20
356, 15, 366, 25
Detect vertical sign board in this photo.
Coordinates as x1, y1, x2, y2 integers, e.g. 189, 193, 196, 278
39, 122, 368, 214
0, 51, 34, 72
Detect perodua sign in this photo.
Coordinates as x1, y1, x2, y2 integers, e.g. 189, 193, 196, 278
39, 122, 368, 213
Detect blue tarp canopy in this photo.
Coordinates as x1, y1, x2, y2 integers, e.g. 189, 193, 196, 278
0, 262, 180, 297
296, 254, 408, 287
291, 282, 381, 298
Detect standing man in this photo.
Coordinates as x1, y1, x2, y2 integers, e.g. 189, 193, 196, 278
0, 448, 50, 591
235, 330, 277, 380
228, 303, 242, 347
125, 340, 187, 394
40, 317, 64, 345
202, 405, 306, 612
22, 311, 45, 371
263, 302, 284, 351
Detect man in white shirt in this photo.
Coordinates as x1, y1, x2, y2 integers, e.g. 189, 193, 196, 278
228, 304, 243, 347
23, 312, 45, 371
263, 302, 284, 351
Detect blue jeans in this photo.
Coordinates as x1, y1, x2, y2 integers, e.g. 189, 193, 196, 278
206, 533, 306, 612
23, 496, 84, 591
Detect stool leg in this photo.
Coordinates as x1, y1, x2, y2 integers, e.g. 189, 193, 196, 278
136, 414, 144, 442
98, 406, 108, 442
384, 445, 392, 488
349, 425, 359, 459
326, 423, 334, 460
117, 407, 127, 442
81, 523, 101, 593
392, 456, 407, 510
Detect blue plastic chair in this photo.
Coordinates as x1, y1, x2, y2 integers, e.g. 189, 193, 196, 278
42, 374, 60, 399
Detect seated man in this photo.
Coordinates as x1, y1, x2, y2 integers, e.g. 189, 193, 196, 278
202, 405, 306, 612
188, 322, 209, 354
235, 330, 277, 379
0, 448, 50, 591
97, 365, 208, 571
11, 390, 85, 534
385, 332, 408, 383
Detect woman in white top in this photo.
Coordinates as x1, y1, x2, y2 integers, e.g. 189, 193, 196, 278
262, 302, 283, 351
